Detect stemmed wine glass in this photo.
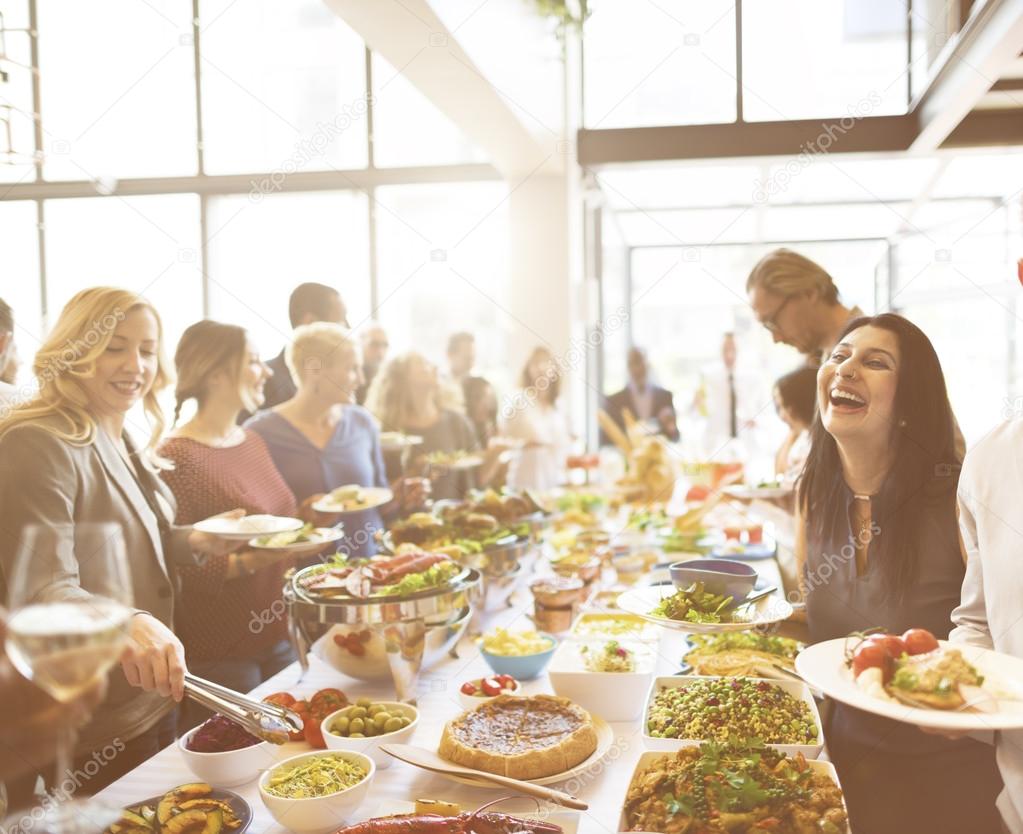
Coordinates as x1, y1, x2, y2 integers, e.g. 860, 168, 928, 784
4, 523, 135, 834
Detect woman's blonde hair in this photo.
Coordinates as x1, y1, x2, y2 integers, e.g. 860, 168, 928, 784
746, 248, 839, 305
172, 320, 253, 425
0, 287, 172, 452
365, 351, 439, 432
286, 321, 357, 387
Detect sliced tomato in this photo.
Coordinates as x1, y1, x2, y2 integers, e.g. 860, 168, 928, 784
852, 640, 892, 682
310, 687, 348, 714
481, 677, 503, 697
460, 681, 478, 695
262, 691, 296, 708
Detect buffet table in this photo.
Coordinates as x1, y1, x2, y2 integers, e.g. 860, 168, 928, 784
96, 552, 792, 834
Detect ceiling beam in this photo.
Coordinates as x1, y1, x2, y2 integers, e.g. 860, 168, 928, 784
940, 108, 1023, 145
577, 116, 918, 166
910, 0, 1023, 150
322, 0, 557, 179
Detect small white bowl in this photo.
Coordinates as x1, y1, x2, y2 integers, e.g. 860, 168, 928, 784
547, 641, 655, 721
178, 726, 277, 788
457, 677, 522, 711
320, 702, 418, 770
259, 750, 374, 834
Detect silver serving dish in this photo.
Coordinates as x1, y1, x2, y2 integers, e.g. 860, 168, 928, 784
458, 535, 533, 577
285, 566, 482, 704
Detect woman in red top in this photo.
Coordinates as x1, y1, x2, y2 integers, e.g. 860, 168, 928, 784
159, 320, 304, 724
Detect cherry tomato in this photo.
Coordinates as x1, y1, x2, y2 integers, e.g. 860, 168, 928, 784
310, 687, 348, 714
873, 634, 907, 659
852, 640, 893, 682
263, 692, 296, 708
481, 677, 503, 697
460, 681, 478, 695
686, 485, 710, 502
496, 674, 517, 689
303, 713, 326, 748
902, 628, 939, 655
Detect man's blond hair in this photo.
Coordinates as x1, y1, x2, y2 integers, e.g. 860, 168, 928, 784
746, 248, 839, 305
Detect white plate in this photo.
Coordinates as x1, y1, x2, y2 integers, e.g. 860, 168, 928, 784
379, 432, 423, 450
441, 715, 614, 788
796, 638, 1023, 730
617, 752, 848, 833
616, 585, 793, 634
248, 526, 345, 553
312, 486, 394, 514
425, 454, 484, 471
641, 675, 823, 758
192, 514, 304, 540
377, 800, 579, 833
723, 484, 793, 500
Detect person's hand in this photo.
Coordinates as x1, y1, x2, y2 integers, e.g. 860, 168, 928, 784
120, 613, 187, 702
657, 407, 677, 433
395, 477, 430, 511
188, 508, 246, 560
0, 616, 106, 780
297, 494, 342, 527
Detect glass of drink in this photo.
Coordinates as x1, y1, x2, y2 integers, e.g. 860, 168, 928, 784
5, 523, 134, 834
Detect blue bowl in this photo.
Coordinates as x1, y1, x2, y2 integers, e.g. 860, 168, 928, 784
479, 634, 558, 681
668, 558, 757, 604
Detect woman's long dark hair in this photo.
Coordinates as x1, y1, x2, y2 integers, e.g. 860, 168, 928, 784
797, 314, 960, 600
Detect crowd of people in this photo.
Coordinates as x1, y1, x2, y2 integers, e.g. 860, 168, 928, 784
1, 247, 1023, 833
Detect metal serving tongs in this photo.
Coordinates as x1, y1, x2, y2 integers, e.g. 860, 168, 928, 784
183, 673, 304, 744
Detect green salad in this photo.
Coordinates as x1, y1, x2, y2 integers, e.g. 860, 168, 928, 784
375, 560, 462, 596
652, 582, 734, 624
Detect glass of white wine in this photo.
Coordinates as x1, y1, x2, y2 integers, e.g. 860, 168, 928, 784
5, 523, 134, 834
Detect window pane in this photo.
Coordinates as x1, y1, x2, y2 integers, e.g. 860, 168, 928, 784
584, 0, 736, 128
0, 10, 37, 183
742, 0, 908, 121
200, 0, 367, 174
44, 194, 202, 349
206, 191, 369, 360
38, 0, 197, 179
0, 200, 41, 387
371, 53, 489, 168
374, 182, 510, 390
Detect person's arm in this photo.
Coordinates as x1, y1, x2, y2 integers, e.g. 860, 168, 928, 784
949, 481, 994, 649
658, 390, 680, 441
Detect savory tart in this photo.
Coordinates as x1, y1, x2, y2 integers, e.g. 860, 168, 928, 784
438, 694, 598, 779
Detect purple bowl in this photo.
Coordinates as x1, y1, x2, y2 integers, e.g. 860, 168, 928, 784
668, 558, 757, 603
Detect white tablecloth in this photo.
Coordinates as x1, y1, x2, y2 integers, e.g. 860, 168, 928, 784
96, 558, 787, 834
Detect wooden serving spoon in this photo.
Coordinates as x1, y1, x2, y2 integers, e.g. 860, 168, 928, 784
378, 743, 589, 810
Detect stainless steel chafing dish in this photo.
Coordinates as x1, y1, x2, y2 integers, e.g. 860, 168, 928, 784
284, 564, 482, 704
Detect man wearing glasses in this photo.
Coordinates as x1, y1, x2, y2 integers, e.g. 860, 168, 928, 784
746, 248, 862, 364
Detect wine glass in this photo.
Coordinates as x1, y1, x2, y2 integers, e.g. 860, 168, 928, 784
4, 523, 134, 834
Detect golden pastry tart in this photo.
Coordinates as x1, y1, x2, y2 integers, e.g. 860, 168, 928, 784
438, 694, 598, 780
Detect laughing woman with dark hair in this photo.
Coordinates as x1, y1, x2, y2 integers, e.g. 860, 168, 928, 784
794, 313, 1002, 834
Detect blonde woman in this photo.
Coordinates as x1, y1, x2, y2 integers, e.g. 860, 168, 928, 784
0, 288, 235, 794
159, 321, 303, 717
366, 351, 504, 499
246, 323, 426, 556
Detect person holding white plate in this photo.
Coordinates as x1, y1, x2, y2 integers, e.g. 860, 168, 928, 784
160, 320, 314, 725
246, 323, 426, 558
950, 418, 1023, 834
795, 313, 1002, 834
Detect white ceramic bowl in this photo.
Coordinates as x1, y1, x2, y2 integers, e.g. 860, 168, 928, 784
320, 702, 418, 770
258, 750, 375, 834
641, 675, 824, 759
457, 677, 522, 711
617, 752, 847, 833
178, 726, 278, 788
547, 641, 655, 722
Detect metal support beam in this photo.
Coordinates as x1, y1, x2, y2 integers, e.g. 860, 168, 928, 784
910, 0, 1023, 150
578, 116, 918, 166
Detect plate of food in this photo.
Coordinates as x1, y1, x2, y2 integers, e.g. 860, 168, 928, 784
295, 551, 469, 599
346, 798, 578, 834
378, 431, 424, 450
424, 449, 484, 471
193, 514, 304, 541
102, 783, 252, 834
681, 631, 804, 677
643, 675, 823, 757
436, 694, 614, 787
385, 510, 530, 554
795, 630, 1023, 730
249, 523, 344, 554
722, 480, 793, 500
616, 583, 793, 634
619, 741, 848, 833
312, 485, 393, 514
